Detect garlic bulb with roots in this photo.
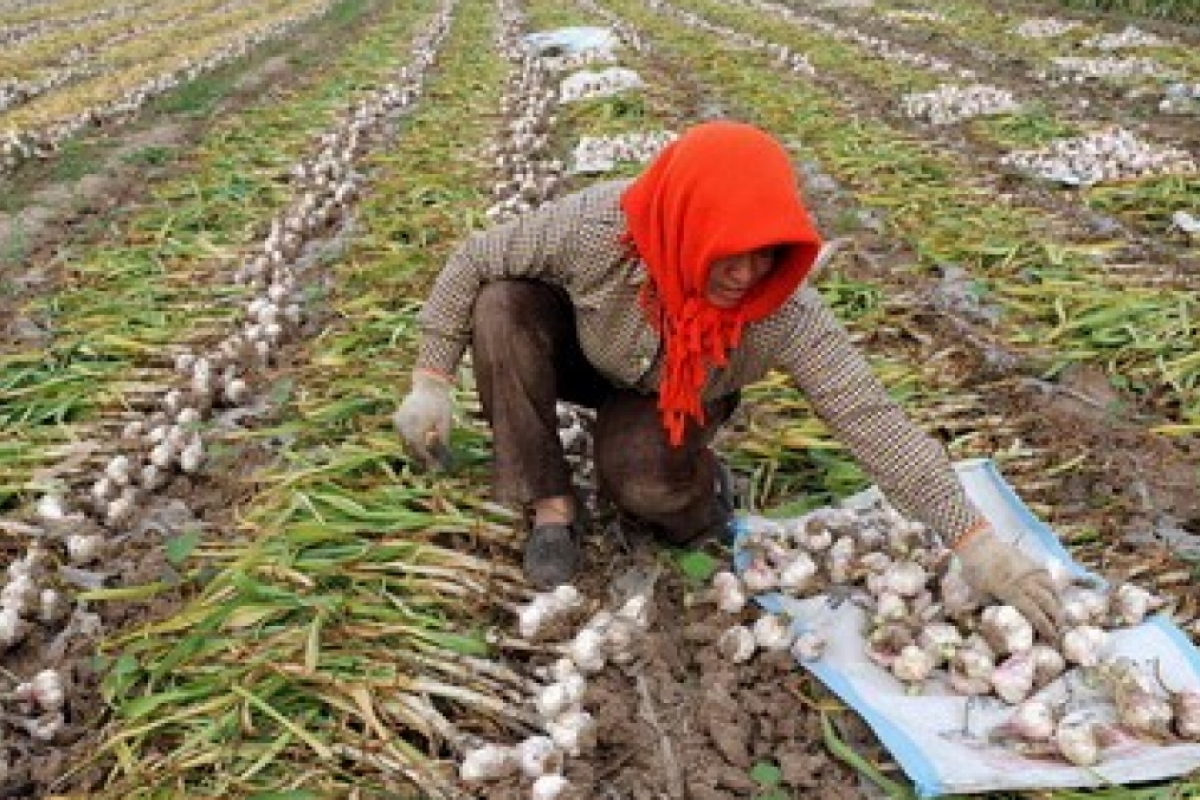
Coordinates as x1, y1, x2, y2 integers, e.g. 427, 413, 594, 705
1062, 587, 1108, 627
460, 743, 518, 782
568, 627, 606, 674
535, 672, 586, 720
827, 537, 855, 582
718, 625, 757, 663
515, 735, 563, 778
980, 605, 1034, 656
712, 570, 746, 614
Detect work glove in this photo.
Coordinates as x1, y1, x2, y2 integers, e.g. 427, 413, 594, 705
954, 521, 1065, 642
393, 370, 454, 472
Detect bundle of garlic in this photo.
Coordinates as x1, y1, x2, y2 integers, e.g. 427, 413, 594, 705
901, 84, 1022, 126
1000, 127, 1198, 186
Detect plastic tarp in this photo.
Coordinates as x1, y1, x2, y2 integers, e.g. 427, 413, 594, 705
522, 27, 619, 59
733, 457, 1200, 797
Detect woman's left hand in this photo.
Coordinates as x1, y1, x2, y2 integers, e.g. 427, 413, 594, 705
954, 522, 1065, 642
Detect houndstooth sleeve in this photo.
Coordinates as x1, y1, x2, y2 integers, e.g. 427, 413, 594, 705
780, 288, 982, 541
414, 187, 607, 378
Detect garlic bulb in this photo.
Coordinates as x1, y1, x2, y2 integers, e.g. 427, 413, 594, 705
535, 673, 586, 720
791, 630, 826, 662
0, 606, 29, 648
892, 644, 936, 684
1109, 584, 1162, 627
1055, 719, 1100, 766
617, 593, 652, 629
546, 709, 596, 756
981, 605, 1034, 656
515, 735, 563, 778
29, 669, 65, 711
742, 559, 778, 593
459, 744, 517, 782
874, 592, 908, 623
532, 774, 575, 800
717, 625, 756, 663
712, 570, 746, 614
778, 552, 818, 593
917, 622, 963, 665
568, 627, 606, 674
66, 534, 105, 565
1030, 644, 1066, 688
883, 561, 927, 597
992, 653, 1036, 704
1171, 689, 1200, 739
1061, 626, 1109, 667
1004, 699, 1056, 740
752, 614, 794, 650
827, 537, 855, 582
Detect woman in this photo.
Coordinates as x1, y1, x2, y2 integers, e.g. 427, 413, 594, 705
395, 121, 1063, 639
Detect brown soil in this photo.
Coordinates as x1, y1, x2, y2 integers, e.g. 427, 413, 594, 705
475, 535, 871, 799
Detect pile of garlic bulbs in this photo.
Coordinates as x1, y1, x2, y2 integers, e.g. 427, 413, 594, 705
1042, 55, 1172, 83
458, 584, 653, 798
1012, 17, 1081, 39
713, 499, 1200, 766
569, 130, 676, 174
901, 84, 1021, 125
1000, 127, 1197, 186
558, 66, 645, 103
485, 3, 567, 225
1083, 25, 1167, 51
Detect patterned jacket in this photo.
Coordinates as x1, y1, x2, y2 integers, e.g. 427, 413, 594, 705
417, 179, 979, 539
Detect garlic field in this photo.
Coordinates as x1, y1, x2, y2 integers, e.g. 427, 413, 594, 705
1, 0, 1198, 796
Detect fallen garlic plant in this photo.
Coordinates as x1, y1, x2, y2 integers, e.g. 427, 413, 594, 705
704, 497, 1199, 767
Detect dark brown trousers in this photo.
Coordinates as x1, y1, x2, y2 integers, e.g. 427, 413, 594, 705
471, 280, 734, 544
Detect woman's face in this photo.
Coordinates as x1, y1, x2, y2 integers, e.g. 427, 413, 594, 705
706, 247, 777, 308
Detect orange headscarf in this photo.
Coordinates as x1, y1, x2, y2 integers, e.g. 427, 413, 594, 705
620, 121, 822, 446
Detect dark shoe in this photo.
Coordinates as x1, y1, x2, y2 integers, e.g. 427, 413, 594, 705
523, 523, 583, 589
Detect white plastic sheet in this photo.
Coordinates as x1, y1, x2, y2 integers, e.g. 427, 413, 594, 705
733, 458, 1200, 797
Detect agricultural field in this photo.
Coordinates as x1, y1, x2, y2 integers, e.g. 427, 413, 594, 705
1, 0, 1198, 796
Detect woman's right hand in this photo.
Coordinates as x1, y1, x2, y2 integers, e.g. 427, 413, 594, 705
393, 370, 454, 471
